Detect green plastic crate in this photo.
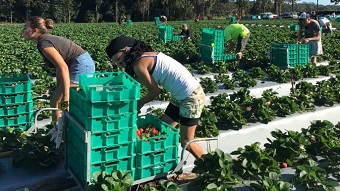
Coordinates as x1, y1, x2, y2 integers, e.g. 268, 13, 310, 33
78, 72, 140, 103
0, 74, 32, 94
290, 24, 300, 31
67, 151, 135, 186
172, 35, 181, 42
0, 122, 33, 130
0, 102, 33, 116
136, 114, 179, 154
0, 92, 32, 105
136, 146, 178, 168
271, 49, 299, 68
67, 119, 137, 149
158, 26, 173, 43
69, 103, 137, 133
67, 130, 135, 164
0, 111, 33, 128
224, 53, 235, 61
337, 17, 340, 22
201, 28, 224, 46
135, 160, 177, 180
126, 20, 132, 26
70, 88, 137, 117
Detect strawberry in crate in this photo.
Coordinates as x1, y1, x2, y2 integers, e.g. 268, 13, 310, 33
136, 124, 163, 141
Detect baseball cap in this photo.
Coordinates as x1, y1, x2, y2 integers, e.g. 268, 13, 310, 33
182, 24, 188, 27
105, 35, 136, 59
299, 12, 309, 21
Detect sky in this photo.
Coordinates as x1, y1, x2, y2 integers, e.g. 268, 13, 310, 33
302, 0, 338, 5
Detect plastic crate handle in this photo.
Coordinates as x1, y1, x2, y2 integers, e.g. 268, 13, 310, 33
104, 130, 122, 137
103, 145, 120, 152
107, 100, 129, 106
106, 87, 124, 92
4, 94, 18, 98
104, 115, 122, 122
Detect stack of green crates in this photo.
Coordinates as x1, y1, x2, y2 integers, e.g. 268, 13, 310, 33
135, 114, 179, 180
0, 74, 33, 130
290, 24, 300, 31
154, 17, 162, 26
66, 72, 140, 186
337, 17, 340, 22
158, 25, 173, 43
271, 43, 309, 68
200, 28, 233, 64
126, 20, 132, 26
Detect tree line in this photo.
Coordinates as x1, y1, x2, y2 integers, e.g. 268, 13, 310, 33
0, 0, 338, 23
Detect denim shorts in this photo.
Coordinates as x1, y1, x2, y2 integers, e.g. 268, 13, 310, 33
69, 52, 95, 84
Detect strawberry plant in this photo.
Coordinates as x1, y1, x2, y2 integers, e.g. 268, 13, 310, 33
249, 67, 267, 79
0, 127, 27, 153
265, 65, 290, 83
313, 80, 337, 107
209, 93, 246, 130
87, 170, 133, 191
231, 142, 280, 180
199, 77, 217, 93
261, 88, 279, 103
243, 97, 276, 124
196, 107, 219, 137
232, 69, 257, 88
264, 129, 310, 166
302, 120, 340, 156
195, 61, 211, 74
212, 61, 229, 73
250, 172, 293, 191
222, 78, 237, 90
213, 73, 229, 83
12, 128, 63, 169
270, 96, 300, 117
288, 66, 304, 81
190, 149, 241, 190
303, 63, 320, 78
290, 92, 315, 112
292, 163, 339, 190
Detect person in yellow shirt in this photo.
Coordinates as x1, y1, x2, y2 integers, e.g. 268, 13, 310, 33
224, 23, 250, 61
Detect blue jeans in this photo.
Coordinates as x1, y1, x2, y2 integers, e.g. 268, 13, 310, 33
69, 52, 95, 84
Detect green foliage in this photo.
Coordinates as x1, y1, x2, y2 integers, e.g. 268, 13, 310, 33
191, 149, 241, 190
264, 129, 310, 166
209, 93, 247, 130
200, 77, 218, 93
87, 170, 133, 191
231, 142, 280, 180
196, 107, 219, 137
250, 172, 293, 191
293, 163, 339, 190
249, 67, 267, 79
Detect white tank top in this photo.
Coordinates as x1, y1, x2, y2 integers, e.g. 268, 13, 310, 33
138, 52, 200, 100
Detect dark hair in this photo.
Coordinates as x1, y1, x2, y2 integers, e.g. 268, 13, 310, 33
124, 40, 153, 77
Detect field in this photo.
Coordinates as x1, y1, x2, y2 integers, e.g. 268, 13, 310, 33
2, 19, 340, 190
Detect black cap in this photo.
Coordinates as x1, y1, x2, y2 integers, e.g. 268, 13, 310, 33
106, 35, 136, 59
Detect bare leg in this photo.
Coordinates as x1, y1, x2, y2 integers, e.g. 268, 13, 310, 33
180, 124, 205, 159
311, 56, 317, 64
161, 114, 178, 127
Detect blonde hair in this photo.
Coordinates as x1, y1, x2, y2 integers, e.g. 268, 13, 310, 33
27, 16, 54, 34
